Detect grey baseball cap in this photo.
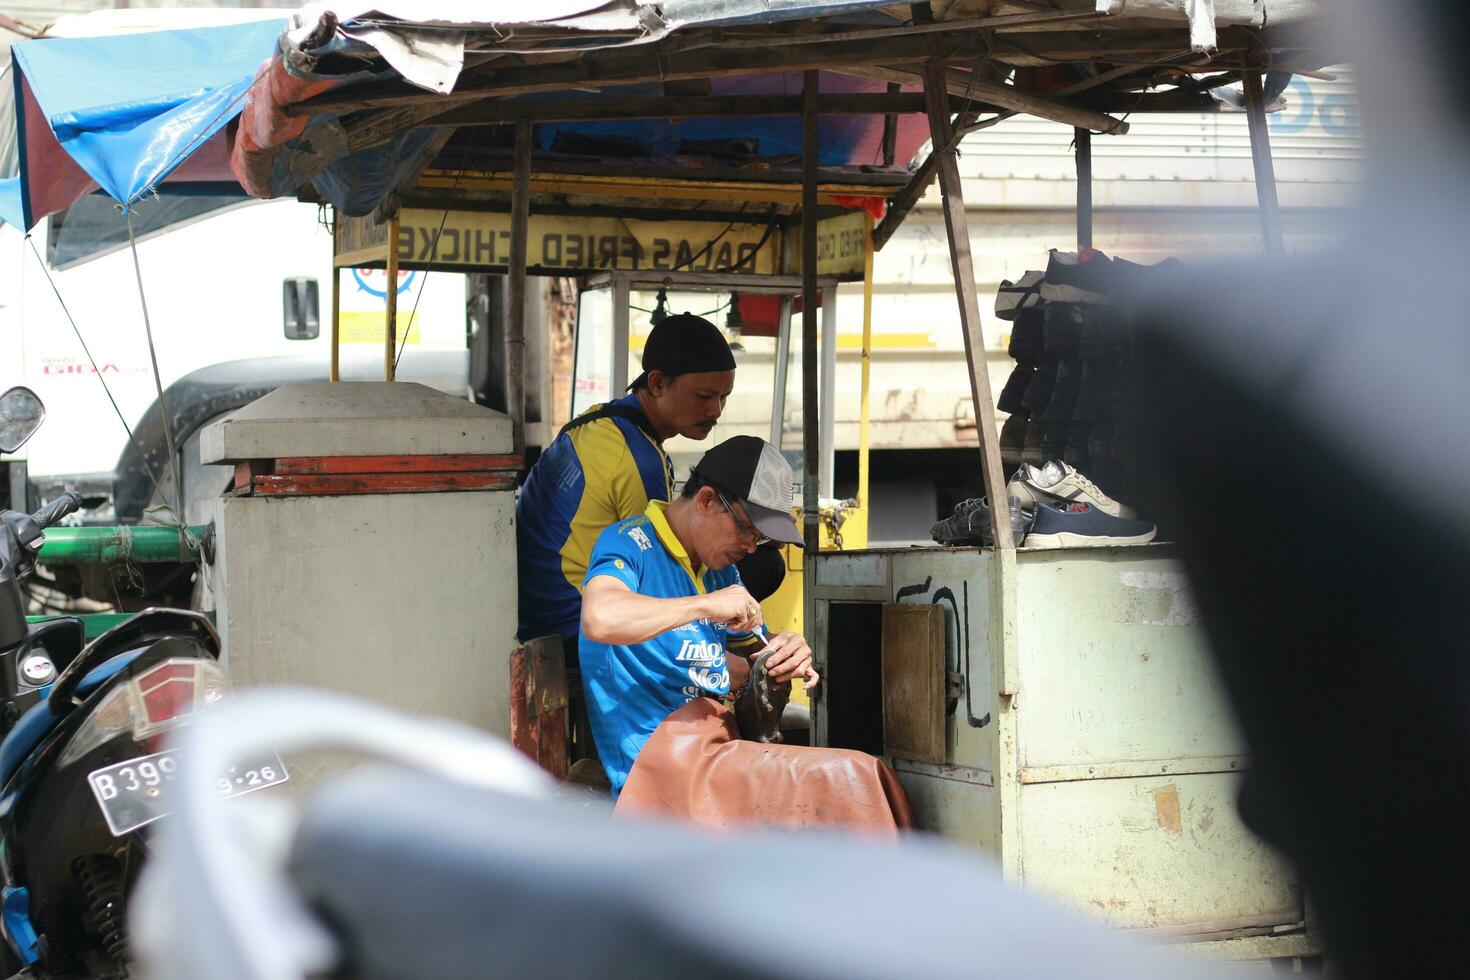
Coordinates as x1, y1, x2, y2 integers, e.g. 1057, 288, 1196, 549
690, 435, 803, 547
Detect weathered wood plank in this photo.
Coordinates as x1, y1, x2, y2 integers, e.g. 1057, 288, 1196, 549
272, 454, 522, 475
922, 61, 1013, 549
296, 32, 992, 115
850, 64, 1130, 134
429, 92, 949, 127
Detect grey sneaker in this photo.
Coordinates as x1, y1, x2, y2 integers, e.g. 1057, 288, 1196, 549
931, 497, 1033, 546
930, 497, 992, 544
1007, 459, 1137, 519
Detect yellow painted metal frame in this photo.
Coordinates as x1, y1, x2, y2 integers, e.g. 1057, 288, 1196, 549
854, 213, 875, 547
329, 266, 341, 382
328, 214, 402, 382
384, 214, 400, 382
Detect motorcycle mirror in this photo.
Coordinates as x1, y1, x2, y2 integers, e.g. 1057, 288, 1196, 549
0, 386, 46, 454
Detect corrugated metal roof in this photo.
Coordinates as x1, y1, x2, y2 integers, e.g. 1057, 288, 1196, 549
954, 69, 1361, 192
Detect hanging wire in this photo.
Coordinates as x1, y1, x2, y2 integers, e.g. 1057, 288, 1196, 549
396, 128, 481, 369
629, 297, 732, 319
124, 210, 188, 530
22, 235, 169, 508
667, 203, 748, 272
724, 206, 779, 273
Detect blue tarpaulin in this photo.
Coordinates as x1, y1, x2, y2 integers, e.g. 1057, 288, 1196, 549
0, 18, 283, 230
1, 2, 929, 234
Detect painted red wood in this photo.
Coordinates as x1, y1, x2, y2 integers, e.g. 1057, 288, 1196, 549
247, 471, 516, 496
272, 454, 522, 475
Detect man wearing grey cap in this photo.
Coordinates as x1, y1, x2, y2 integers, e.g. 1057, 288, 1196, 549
578, 436, 817, 795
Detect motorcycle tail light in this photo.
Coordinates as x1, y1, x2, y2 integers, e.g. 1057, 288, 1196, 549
58, 658, 229, 768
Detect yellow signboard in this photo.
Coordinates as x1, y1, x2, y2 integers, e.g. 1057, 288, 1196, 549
336, 209, 784, 275
783, 210, 869, 278
334, 207, 870, 280
333, 212, 390, 268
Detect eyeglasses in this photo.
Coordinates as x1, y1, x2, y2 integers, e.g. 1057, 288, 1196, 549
716, 492, 772, 547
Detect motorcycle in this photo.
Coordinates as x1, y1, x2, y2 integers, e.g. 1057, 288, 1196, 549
0, 386, 284, 979
128, 688, 1219, 980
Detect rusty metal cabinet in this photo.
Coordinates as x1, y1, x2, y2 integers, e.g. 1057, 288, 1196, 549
807, 544, 1320, 961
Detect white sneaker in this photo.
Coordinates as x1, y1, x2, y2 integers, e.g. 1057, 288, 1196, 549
994, 270, 1044, 320
1007, 460, 1136, 519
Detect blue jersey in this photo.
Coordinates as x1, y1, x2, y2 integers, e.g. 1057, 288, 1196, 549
516, 394, 673, 643
580, 500, 746, 795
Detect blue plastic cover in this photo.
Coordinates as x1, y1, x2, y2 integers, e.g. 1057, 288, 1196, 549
0, 177, 21, 229
6, 19, 284, 230
1, 886, 40, 965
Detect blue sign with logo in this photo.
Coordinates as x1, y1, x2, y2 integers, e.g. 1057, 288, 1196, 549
351, 268, 417, 299
1269, 77, 1359, 138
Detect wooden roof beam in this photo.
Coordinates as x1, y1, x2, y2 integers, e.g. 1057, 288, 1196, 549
299, 31, 995, 115
847, 64, 1130, 134
667, 8, 1104, 53
428, 92, 994, 127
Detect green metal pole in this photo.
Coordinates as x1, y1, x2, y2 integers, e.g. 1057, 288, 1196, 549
36, 526, 207, 565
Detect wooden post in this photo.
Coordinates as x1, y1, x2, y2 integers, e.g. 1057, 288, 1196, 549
329, 268, 341, 382
801, 70, 820, 553
1075, 127, 1093, 251
507, 119, 532, 457
921, 62, 1012, 549
384, 215, 399, 381
1242, 71, 1285, 258
881, 82, 901, 167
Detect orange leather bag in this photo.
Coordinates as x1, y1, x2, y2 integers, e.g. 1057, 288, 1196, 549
615, 697, 914, 836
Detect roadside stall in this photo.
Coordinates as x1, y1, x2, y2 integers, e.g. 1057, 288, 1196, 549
5, 0, 1333, 963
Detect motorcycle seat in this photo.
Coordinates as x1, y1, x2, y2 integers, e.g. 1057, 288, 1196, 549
0, 652, 145, 787
283, 768, 1178, 980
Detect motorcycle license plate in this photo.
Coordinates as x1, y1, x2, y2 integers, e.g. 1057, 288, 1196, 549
87, 748, 288, 837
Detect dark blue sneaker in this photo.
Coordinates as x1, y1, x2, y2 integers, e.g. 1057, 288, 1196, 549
1022, 500, 1157, 549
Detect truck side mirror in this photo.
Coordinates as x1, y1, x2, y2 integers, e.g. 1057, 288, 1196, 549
0, 387, 45, 454
282, 278, 321, 340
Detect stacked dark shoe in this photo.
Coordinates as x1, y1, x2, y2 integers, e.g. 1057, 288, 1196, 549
992, 247, 1156, 509
998, 307, 1045, 466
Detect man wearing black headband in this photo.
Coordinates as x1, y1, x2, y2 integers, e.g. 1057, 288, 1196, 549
517, 313, 737, 654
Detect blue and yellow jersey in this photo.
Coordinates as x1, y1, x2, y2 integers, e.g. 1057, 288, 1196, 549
516, 394, 674, 643
579, 500, 747, 794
